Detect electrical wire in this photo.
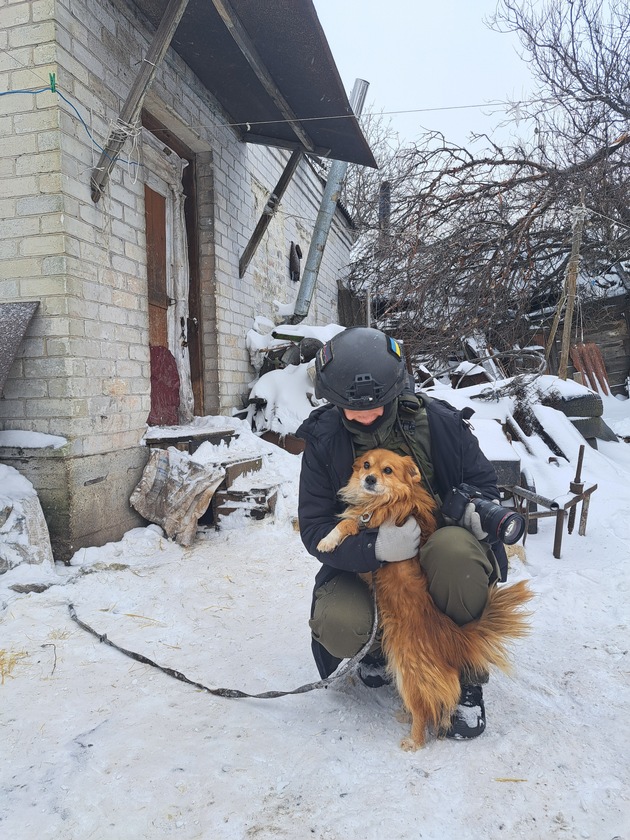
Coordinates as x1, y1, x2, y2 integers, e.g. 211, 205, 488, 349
0, 80, 548, 134
0, 86, 51, 96
585, 207, 630, 232
0, 79, 142, 170
217, 98, 554, 130
2, 75, 543, 186
2, 46, 628, 243
0, 42, 551, 137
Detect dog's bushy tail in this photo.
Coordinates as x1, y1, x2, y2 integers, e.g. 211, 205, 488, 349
459, 580, 534, 674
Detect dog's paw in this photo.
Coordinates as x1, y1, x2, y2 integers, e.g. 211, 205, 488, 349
400, 735, 423, 752
317, 527, 342, 552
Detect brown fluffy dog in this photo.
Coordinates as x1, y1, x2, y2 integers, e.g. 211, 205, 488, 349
317, 448, 533, 750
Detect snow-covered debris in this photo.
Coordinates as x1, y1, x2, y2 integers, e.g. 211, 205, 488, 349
1, 336, 630, 839
247, 363, 324, 435
0, 465, 55, 581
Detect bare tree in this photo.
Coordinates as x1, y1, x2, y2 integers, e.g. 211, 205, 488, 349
492, 0, 630, 132
347, 0, 630, 371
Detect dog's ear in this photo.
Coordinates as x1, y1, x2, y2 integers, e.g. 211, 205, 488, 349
352, 456, 366, 474
404, 458, 422, 484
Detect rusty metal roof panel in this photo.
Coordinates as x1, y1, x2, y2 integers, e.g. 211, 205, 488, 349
131, 0, 377, 167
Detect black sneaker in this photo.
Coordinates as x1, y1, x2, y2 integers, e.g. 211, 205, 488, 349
358, 650, 391, 688
444, 684, 486, 739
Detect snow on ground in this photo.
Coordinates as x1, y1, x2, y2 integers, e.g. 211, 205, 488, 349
1, 388, 629, 840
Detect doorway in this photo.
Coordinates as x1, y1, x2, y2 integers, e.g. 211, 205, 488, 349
142, 125, 201, 424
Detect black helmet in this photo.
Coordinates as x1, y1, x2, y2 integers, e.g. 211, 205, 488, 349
314, 327, 408, 409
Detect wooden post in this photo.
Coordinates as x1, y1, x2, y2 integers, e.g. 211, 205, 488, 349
239, 150, 303, 278
91, 0, 191, 202
557, 202, 588, 379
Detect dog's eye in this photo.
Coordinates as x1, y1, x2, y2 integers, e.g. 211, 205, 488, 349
363, 461, 371, 470
383, 467, 393, 475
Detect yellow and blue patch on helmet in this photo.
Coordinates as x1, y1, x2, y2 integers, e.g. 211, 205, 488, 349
386, 336, 401, 359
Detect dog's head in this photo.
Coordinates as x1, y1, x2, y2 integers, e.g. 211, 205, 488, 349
339, 448, 437, 535
339, 448, 424, 507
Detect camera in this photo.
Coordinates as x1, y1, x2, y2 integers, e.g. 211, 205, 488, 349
442, 483, 525, 545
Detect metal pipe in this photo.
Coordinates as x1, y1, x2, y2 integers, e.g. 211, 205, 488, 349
511, 486, 560, 511
290, 79, 369, 324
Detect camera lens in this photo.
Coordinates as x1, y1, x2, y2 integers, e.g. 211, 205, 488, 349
499, 513, 526, 545
474, 498, 525, 545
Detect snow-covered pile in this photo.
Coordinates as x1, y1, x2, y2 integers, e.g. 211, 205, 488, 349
1, 328, 629, 838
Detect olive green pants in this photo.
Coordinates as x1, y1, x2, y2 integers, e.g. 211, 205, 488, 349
309, 526, 501, 661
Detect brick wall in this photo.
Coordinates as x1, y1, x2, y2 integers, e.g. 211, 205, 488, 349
0, 0, 357, 556
1, 0, 355, 434
0, 0, 63, 427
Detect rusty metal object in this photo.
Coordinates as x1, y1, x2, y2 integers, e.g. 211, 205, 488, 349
511, 464, 597, 558
510, 486, 560, 511
567, 445, 585, 534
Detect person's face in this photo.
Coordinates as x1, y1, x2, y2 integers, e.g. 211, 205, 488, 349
342, 406, 385, 425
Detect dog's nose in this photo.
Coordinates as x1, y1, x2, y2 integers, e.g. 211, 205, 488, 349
364, 474, 377, 487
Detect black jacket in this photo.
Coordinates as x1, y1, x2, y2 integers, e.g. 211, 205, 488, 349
296, 395, 507, 677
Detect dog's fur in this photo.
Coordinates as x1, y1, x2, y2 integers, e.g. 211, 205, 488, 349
317, 448, 533, 750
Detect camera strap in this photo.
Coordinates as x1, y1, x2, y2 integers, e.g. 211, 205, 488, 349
395, 411, 441, 507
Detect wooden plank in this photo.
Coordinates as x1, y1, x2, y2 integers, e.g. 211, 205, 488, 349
260, 430, 305, 455
145, 429, 235, 452
224, 457, 263, 488
91, 0, 191, 201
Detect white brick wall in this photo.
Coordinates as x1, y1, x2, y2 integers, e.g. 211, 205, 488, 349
0, 0, 357, 452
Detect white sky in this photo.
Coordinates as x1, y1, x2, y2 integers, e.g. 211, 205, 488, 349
314, 0, 537, 147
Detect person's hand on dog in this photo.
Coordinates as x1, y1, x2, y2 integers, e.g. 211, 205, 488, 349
375, 517, 421, 563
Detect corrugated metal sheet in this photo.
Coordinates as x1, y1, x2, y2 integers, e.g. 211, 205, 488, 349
132, 0, 377, 167
0, 301, 39, 395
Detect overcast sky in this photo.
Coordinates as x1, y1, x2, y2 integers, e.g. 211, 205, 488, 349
313, 0, 538, 148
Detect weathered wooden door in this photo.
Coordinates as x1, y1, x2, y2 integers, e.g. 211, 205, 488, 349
145, 185, 169, 349
142, 129, 195, 425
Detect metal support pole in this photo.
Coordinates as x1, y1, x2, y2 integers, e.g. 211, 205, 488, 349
567, 444, 585, 534
239, 149, 303, 278
90, 0, 190, 202
289, 79, 370, 324
553, 509, 566, 559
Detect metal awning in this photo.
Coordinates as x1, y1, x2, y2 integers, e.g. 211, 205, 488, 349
0, 301, 39, 395
131, 0, 377, 168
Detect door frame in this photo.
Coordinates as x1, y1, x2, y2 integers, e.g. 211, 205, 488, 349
141, 112, 204, 416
